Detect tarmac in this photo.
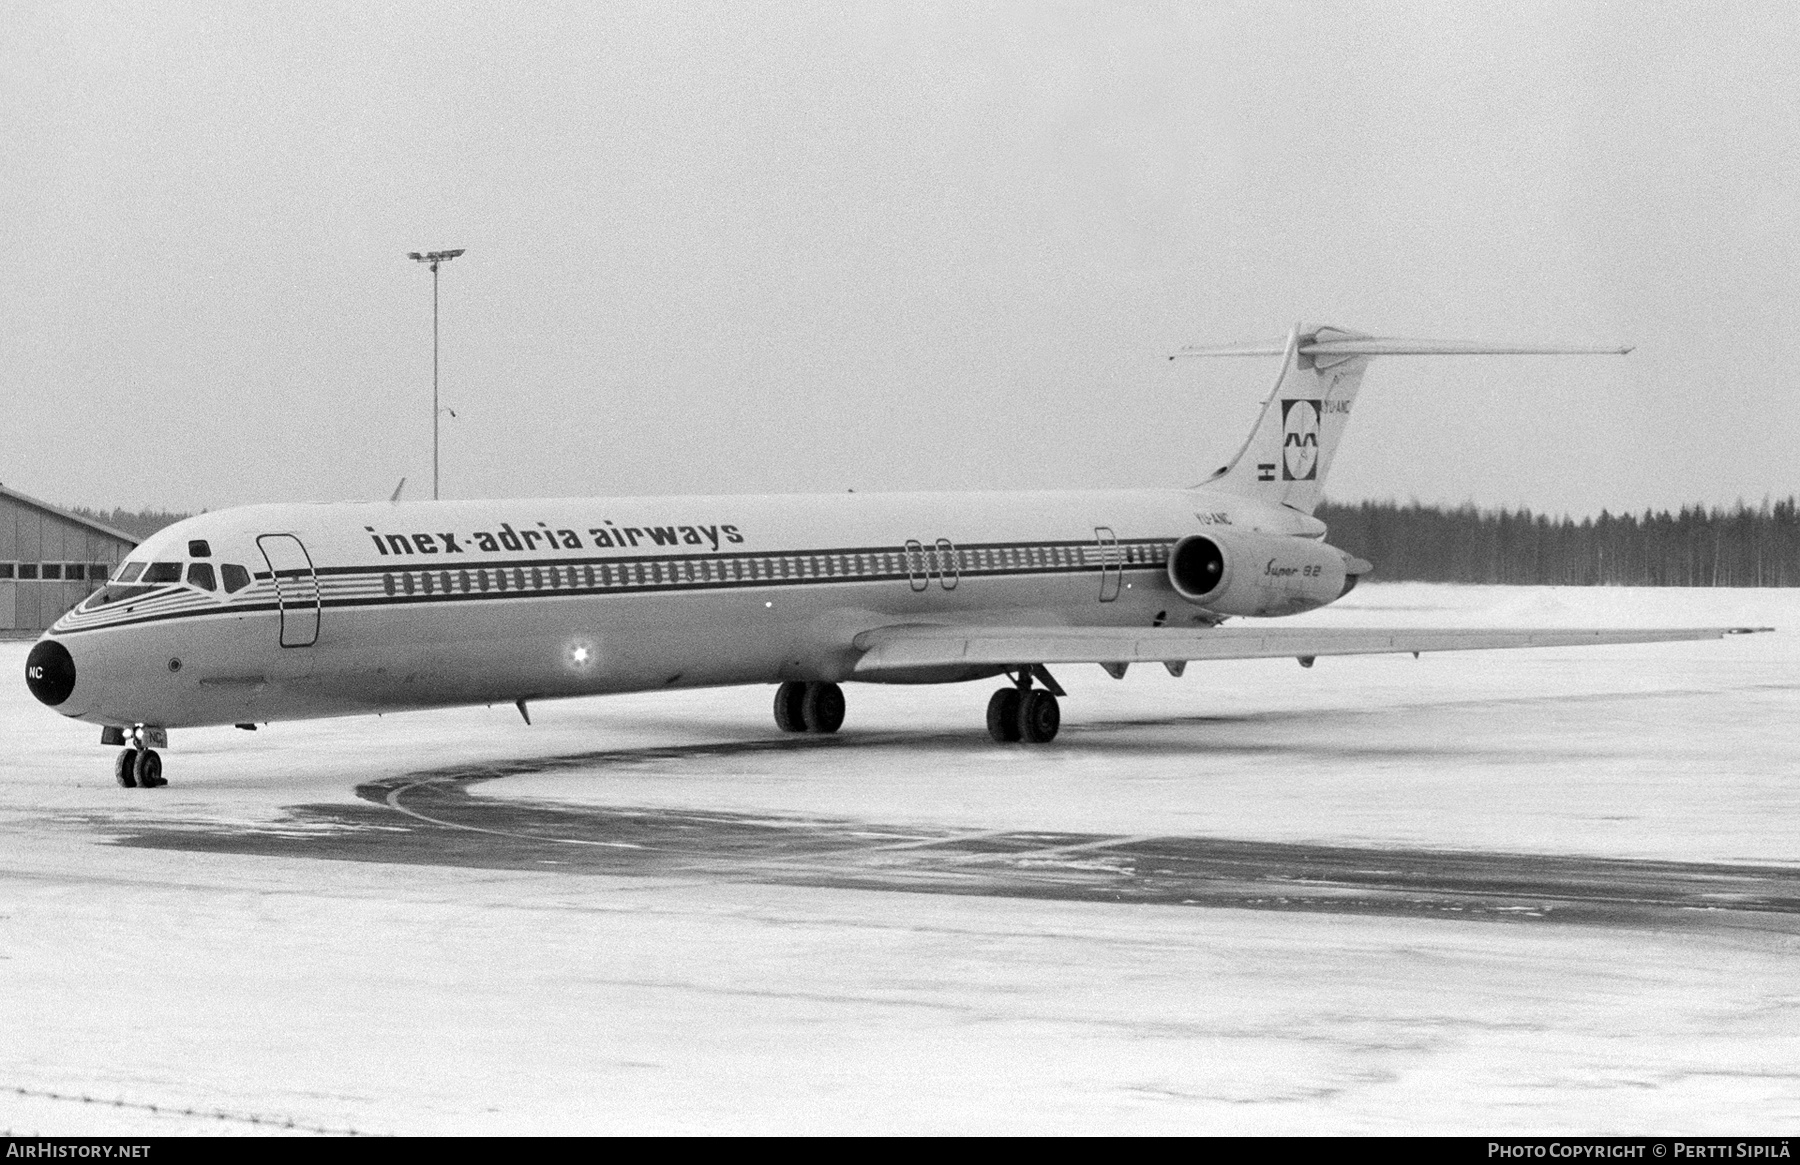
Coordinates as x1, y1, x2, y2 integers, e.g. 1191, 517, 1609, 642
2, 583, 1797, 1134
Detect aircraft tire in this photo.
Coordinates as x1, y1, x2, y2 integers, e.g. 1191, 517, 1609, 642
114, 748, 140, 788
134, 749, 166, 788
986, 689, 1022, 743
773, 682, 807, 732
1017, 690, 1060, 744
800, 682, 845, 734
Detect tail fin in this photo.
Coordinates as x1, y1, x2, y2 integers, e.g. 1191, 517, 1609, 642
1173, 324, 1631, 515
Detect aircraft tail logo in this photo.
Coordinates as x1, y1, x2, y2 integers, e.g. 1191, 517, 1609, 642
1281, 399, 1320, 481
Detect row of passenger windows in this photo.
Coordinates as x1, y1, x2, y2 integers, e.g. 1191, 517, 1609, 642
0, 562, 112, 581
380, 543, 1172, 598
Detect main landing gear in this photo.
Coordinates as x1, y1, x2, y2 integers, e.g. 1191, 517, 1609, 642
774, 681, 846, 735
986, 668, 1062, 744
109, 726, 167, 788
776, 671, 1066, 744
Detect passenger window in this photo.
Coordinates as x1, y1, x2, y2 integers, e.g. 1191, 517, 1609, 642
142, 562, 182, 584
221, 564, 251, 593
186, 563, 217, 590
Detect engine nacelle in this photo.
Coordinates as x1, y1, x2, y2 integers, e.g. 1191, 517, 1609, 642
1167, 530, 1355, 617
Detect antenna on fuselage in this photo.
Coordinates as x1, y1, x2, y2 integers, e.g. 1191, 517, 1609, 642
389, 477, 407, 503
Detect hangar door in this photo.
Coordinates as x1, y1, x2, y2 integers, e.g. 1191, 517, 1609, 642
257, 534, 320, 648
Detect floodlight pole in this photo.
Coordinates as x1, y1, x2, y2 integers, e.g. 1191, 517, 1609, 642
406, 248, 466, 500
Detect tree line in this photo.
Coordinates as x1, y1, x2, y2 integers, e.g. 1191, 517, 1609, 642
68, 505, 195, 542
1315, 498, 1800, 587
66, 499, 1800, 587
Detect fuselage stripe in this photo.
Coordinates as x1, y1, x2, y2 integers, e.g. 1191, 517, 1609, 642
52, 538, 1177, 636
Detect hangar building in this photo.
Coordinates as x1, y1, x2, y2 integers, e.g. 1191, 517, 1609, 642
0, 484, 139, 634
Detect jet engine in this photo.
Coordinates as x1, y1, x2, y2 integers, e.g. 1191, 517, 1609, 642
1166, 530, 1359, 617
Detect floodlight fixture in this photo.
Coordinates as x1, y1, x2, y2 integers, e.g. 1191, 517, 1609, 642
407, 247, 467, 499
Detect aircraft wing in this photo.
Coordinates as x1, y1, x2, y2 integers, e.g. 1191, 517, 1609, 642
851, 624, 1768, 673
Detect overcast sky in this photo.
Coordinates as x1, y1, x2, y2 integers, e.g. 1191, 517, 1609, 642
4, 2, 1796, 517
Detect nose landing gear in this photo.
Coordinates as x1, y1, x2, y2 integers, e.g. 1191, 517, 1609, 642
107, 725, 168, 788
133, 748, 166, 788
114, 749, 139, 788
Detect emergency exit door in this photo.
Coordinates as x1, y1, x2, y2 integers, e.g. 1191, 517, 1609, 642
257, 534, 320, 647
1094, 527, 1123, 602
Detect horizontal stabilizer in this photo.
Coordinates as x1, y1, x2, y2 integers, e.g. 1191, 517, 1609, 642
852, 624, 1766, 674
1172, 322, 1632, 514
1173, 337, 1632, 359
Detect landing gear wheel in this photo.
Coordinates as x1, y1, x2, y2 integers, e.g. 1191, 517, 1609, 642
800, 682, 845, 734
1017, 690, 1060, 744
114, 748, 140, 788
133, 748, 166, 788
773, 682, 807, 733
986, 689, 1022, 743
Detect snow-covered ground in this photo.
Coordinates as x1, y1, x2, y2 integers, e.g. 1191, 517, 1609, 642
1, 584, 1796, 1134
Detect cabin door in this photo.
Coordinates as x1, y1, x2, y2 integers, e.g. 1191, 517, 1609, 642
257, 534, 320, 648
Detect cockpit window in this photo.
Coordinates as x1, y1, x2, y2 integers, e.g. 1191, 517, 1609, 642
83, 584, 158, 609
220, 563, 251, 593
82, 559, 200, 610
188, 540, 212, 558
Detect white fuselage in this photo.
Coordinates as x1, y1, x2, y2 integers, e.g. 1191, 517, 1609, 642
38, 487, 1330, 730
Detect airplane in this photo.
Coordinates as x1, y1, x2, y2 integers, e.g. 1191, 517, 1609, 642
24, 324, 1767, 787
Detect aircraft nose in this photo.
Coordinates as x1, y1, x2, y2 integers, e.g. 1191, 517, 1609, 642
25, 639, 77, 707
